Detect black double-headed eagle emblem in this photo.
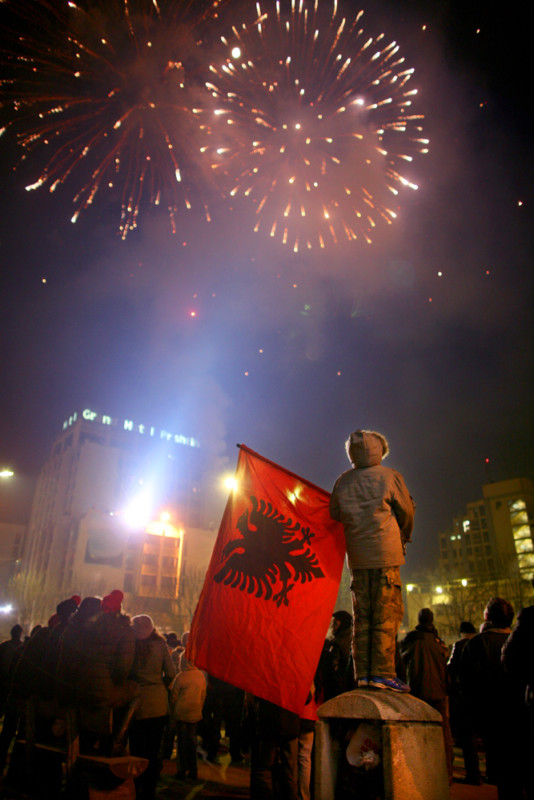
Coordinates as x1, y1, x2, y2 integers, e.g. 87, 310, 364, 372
214, 496, 325, 607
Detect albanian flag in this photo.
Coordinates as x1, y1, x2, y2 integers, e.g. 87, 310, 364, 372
187, 444, 346, 715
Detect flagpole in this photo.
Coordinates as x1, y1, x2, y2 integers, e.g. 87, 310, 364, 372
236, 443, 331, 499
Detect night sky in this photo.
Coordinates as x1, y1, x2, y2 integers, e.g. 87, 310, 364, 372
0, 0, 532, 575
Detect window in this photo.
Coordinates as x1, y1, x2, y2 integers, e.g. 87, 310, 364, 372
513, 524, 530, 540
161, 576, 177, 592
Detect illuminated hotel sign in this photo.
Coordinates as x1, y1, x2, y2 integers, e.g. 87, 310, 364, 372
62, 409, 199, 448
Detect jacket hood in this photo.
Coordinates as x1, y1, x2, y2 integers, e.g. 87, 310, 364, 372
346, 429, 389, 468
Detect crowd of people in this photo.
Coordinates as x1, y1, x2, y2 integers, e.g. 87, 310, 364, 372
399, 597, 533, 800
0, 589, 533, 799
0, 591, 342, 800
0, 591, 187, 799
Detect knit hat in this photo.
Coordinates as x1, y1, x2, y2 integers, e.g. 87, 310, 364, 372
74, 596, 102, 622
459, 621, 476, 635
56, 595, 81, 622
132, 614, 154, 640
48, 614, 61, 629
164, 632, 180, 649
102, 589, 124, 614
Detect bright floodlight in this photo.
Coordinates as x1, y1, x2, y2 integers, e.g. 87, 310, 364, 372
231, 46, 241, 59
0, 604, 13, 614
122, 491, 153, 529
0, 469, 14, 478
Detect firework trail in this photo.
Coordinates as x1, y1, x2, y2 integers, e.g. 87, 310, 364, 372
0, 0, 224, 238
203, 0, 428, 251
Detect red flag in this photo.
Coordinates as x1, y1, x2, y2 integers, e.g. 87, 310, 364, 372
187, 445, 346, 715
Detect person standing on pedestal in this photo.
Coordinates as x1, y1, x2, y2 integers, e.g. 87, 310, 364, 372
330, 429, 414, 693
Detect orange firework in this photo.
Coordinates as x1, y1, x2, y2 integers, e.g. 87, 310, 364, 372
0, 0, 224, 238
202, 0, 428, 251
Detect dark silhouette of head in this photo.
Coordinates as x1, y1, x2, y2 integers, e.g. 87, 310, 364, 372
418, 608, 434, 626
484, 597, 514, 629
459, 621, 476, 635
332, 610, 352, 632
10, 624, 23, 640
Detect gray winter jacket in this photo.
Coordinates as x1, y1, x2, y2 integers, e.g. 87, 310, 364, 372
330, 430, 414, 569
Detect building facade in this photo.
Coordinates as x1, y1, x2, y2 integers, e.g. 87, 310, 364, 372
0, 521, 25, 591
403, 476, 534, 642
22, 409, 218, 624
438, 477, 534, 583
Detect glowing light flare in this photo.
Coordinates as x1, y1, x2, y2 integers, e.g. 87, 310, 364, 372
224, 475, 238, 492
287, 485, 304, 504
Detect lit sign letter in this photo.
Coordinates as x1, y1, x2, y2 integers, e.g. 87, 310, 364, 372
83, 409, 97, 421
138, 424, 145, 434
102, 415, 113, 426
124, 419, 134, 431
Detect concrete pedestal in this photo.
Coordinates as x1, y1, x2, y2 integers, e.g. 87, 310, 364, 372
315, 690, 450, 800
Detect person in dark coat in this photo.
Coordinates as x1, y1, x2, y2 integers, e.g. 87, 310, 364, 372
14, 596, 80, 704
0, 625, 24, 774
0, 625, 23, 717
400, 608, 453, 782
76, 590, 137, 753
447, 621, 480, 785
250, 697, 300, 800
328, 610, 354, 695
501, 602, 534, 799
460, 596, 518, 797
56, 596, 103, 707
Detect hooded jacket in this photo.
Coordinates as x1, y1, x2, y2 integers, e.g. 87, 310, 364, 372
330, 430, 414, 569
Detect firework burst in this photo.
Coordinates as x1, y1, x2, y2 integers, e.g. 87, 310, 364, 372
0, 0, 224, 237
203, 0, 428, 251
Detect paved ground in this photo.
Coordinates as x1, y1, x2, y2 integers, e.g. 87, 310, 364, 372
0, 734, 498, 799
154, 745, 498, 800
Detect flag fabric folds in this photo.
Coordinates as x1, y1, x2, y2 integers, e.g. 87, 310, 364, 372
187, 444, 346, 715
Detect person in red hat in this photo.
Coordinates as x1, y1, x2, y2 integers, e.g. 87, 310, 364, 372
76, 590, 137, 753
